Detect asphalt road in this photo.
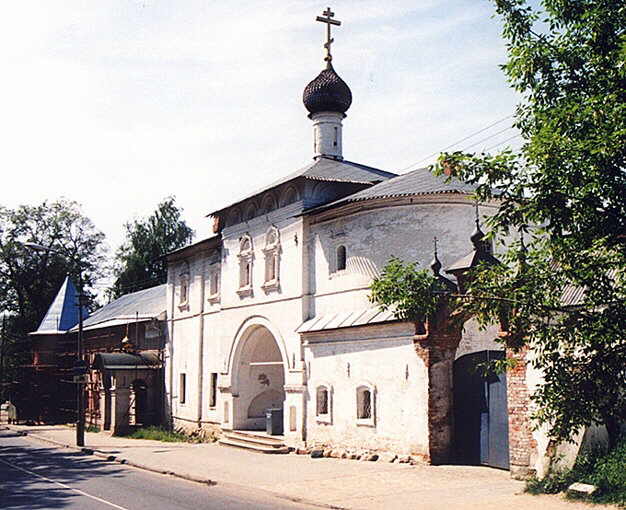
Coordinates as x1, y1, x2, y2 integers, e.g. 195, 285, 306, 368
0, 429, 318, 510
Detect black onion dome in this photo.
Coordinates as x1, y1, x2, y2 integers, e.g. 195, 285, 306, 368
303, 64, 352, 115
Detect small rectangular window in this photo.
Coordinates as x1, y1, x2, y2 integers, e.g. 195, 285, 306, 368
179, 373, 186, 404
209, 372, 218, 408
336, 246, 347, 271
359, 390, 371, 419
317, 387, 329, 415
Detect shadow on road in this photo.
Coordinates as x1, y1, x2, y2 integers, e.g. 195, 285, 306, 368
0, 434, 126, 509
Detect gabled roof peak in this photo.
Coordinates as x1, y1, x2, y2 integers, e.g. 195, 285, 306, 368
31, 276, 88, 335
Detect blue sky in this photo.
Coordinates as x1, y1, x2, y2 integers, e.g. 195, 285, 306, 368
0, 1, 521, 264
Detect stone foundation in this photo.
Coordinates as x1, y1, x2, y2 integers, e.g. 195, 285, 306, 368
172, 417, 221, 442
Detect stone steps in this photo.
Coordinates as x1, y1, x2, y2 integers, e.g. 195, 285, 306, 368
219, 430, 290, 454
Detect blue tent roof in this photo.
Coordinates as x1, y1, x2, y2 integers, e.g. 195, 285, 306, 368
31, 276, 89, 335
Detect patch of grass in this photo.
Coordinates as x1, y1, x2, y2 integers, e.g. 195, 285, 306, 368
525, 438, 626, 507
85, 425, 100, 433
122, 426, 191, 442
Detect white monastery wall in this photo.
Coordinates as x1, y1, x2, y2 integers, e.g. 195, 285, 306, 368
304, 322, 428, 455
167, 251, 206, 429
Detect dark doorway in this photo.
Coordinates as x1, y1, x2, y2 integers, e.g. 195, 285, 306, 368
132, 379, 148, 426
453, 350, 509, 469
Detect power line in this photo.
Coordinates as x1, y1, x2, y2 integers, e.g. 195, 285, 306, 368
398, 114, 513, 172
460, 126, 515, 152
484, 133, 522, 152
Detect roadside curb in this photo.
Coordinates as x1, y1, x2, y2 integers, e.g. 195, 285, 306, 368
6, 426, 344, 509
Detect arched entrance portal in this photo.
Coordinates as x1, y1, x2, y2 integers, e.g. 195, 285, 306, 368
233, 325, 285, 431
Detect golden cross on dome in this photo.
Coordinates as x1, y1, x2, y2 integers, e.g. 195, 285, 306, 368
316, 7, 341, 67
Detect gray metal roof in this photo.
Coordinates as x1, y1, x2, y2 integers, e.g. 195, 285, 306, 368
297, 305, 398, 333
324, 166, 479, 208
209, 156, 396, 216
78, 284, 166, 331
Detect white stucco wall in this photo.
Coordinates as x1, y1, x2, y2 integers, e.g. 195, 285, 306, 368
304, 322, 429, 455
307, 199, 498, 318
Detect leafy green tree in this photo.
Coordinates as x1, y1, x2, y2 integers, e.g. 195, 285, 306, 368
0, 199, 107, 400
369, 257, 442, 324
433, 1, 626, 448
0, 199, 107, 336
111, 197, 194, 298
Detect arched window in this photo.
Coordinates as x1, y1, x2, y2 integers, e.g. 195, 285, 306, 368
315, 384, 332, 424
237, 234, 254, 298
262, 226, 280, 293
336, 245, 347, 271
356, 383, 376, 426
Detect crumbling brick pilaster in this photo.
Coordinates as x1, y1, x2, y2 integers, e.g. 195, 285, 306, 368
414, 303, 463, 464
506, 347, 537, 479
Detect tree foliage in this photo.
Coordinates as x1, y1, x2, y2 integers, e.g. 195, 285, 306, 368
0, 199, 107, 400
111, 197, 194, 298
369, 257, 441, 323
0, 199, 107, 337
434, 1, 626, 447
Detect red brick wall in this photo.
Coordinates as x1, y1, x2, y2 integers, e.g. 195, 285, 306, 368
414, 304, 463, 464
506, 347, 537, 478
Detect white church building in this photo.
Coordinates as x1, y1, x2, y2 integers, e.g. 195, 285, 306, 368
162, 9, 554, 476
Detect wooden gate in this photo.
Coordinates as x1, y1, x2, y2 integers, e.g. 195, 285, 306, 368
453, 350, 510, 469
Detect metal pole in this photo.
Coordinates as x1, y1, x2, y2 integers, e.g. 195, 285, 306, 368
76, 273, 85, 447
0, 315, 5, 403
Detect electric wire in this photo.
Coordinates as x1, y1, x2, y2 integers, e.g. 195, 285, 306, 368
397, 114, 514, 172
460, 126, 515, 152
484, 133, 522, 152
